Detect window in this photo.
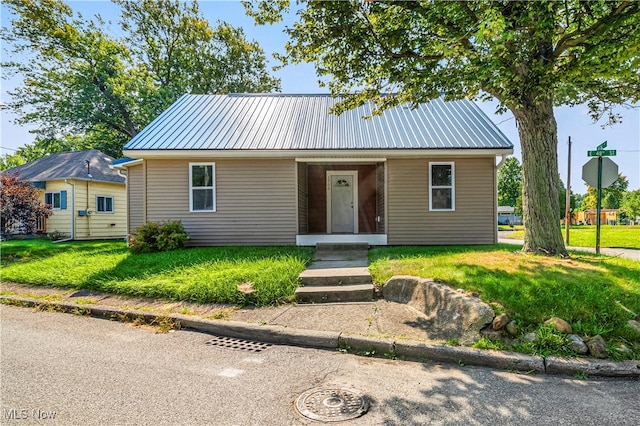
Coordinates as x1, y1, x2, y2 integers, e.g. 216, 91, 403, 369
429, 162, 455, 211
45, 192, 61, 209
96, 196, 114, 213
190, 163, 216, 212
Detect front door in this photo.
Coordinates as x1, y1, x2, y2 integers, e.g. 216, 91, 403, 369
327, 171, 358, 233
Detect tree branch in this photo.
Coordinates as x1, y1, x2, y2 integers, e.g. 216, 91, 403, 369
553, 1, 637, 60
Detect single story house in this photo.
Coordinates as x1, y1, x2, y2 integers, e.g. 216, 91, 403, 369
574, 209, 619, 226
4, 149, 126, 239
497, 206, 522, 226
118, 94, 514, 246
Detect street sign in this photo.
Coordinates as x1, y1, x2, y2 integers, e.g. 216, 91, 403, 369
582, 157, 618, 188
596, 141, 607, 150
587, 149, 616, 157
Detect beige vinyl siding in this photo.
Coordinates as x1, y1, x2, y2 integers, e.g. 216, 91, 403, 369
145, 159, 297, 246
73, 180, 126, 240
387, 157, 496, 245
127, 164, 145, 234
42, 181, 72, 236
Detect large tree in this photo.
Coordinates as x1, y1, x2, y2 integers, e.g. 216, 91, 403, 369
2, 0, 280, 158
246, 0, 640, 255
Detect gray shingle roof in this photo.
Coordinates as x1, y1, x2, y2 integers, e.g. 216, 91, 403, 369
4, 149, 125, 184
123, 94, 513, 152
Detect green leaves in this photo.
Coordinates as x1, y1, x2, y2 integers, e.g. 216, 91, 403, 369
2, 0, 280, 159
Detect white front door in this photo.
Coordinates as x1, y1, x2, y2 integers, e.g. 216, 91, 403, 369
327, 171, 358, 233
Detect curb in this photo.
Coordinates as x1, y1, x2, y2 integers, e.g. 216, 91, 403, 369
2, 295, 639, 378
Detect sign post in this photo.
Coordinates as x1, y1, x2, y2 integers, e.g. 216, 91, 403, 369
581, 142, 618, 254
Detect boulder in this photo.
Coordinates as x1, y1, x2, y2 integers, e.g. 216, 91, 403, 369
586, 335, 608, 359
567, 334, 588, 355
505, 321, 519, 336
492, 314, 510, 330
544, 317, 573, 334
383, 276, 494, 345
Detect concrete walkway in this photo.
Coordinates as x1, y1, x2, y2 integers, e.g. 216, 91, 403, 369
295, 243, 374, 302
498, 237, 640, 261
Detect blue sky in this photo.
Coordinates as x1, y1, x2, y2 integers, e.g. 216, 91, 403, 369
1, 0, 639, 193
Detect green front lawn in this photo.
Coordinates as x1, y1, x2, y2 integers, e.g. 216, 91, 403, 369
502, 225, 640, 249
1, 239, 314, 305
370, 244, 640, 359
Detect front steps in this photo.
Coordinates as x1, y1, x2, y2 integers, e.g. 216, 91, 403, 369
295, 243, 375, 303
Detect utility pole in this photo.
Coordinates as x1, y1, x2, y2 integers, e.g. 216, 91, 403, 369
565, 136, 572, 245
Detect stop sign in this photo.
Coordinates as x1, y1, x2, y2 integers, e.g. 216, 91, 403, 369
582, 157, 618, 188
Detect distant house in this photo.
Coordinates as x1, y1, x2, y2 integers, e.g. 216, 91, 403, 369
575, 209, 619, 225
497, 206, 522, 226
3, 149, 126, 239
117, 94, 514, 246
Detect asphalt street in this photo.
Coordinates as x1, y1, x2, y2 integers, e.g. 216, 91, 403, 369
1, 305, 639, 426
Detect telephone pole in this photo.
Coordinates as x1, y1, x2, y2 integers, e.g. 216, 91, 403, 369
565, 136, 572, 245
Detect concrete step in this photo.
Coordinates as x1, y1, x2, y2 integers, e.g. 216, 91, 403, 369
295, 284, 375, 303
298, 266, 372, 286
315, 243, 369, 251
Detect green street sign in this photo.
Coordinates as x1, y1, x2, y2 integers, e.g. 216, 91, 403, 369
596, 141, 608, 150
588, 149, 616, 157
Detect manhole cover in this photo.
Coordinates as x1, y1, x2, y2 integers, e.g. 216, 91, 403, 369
295, 387, 369, 422
205, 336, 272, 352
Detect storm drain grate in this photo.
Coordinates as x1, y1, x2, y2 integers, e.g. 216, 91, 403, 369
205, 336, 272, 352
295, 387, 369, 422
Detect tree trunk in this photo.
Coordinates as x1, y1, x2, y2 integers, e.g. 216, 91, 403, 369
512, 96, 567, 256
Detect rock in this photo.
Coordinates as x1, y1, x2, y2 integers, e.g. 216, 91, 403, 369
505, 321, 519, 336
544, 317, 573, 334
492, 313, 510, 330
616, 344, 631, 355
586, 335, 608, 359
523, 332, 537, 343
383, 276, 495, 345
627, 320, 640, 336
567, 334, 588, 355
481, 327, 502, 341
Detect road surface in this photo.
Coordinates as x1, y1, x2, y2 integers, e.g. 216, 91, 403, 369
1, 305, 639, 425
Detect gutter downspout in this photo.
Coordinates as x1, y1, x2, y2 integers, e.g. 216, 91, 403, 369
53, 179, 75, 243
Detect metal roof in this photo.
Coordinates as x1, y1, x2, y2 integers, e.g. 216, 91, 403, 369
3, 149, 125, 184
123, 94, 513, 152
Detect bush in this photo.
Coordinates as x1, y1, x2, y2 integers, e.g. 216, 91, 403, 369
130, 221, 188, 254
47, 230, 68, 241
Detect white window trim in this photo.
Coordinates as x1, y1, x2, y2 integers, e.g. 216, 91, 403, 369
429, 161, 455, 211
96, 195, 114, 214
45, 192, 61, 210
189, 162, 216, 212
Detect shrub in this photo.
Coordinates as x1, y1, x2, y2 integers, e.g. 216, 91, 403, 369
47, 230, 68, 241
156, 220, 188, 251
130, 221, 188, 254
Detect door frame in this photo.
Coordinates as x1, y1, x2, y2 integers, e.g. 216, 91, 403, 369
326, 170, 358, 234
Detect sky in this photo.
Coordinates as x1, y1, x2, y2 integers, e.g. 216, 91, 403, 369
1, 0, 639, 194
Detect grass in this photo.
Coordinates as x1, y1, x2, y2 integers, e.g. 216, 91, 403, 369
369, 244, 640, 359
501, 225, 640, 249
1, 239, 314, 306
